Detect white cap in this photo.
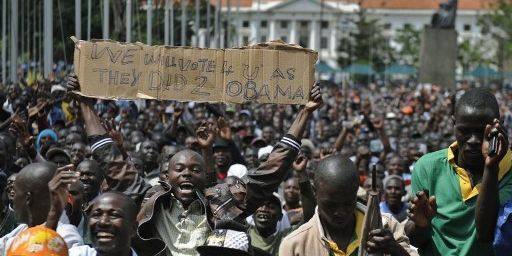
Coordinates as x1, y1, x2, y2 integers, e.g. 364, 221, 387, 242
258, 145, 273, 160
227, 164, 248, 178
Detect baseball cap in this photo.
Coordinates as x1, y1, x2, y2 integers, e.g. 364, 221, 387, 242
45, 148, 71, 163
7, 225, 68, 256
213, 138, 230, 149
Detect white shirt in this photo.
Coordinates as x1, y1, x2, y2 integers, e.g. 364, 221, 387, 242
69, 245, 138, 256
0, 222, 83, 254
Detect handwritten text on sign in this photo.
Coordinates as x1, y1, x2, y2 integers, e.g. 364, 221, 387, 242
73, 40, 318, 104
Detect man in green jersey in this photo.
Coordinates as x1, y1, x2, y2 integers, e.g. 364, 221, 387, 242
406, 88, 511, 255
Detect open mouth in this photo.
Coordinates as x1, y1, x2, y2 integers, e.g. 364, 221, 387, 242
95, 231, 115, 243
255, 212, 271, 224
179, 182, 195, 194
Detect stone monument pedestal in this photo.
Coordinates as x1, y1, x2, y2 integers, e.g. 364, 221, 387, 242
419, 28, 457, 90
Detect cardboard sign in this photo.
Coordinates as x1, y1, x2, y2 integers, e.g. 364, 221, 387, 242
73, 39, 318, 104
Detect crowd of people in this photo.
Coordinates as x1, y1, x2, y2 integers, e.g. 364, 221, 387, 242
0, 73, 511, 256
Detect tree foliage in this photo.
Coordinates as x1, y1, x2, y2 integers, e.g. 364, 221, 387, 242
337, 8, 394, 72
478, 0, 512, 71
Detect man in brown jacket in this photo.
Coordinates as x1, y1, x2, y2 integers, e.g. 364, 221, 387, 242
279, 155, 418, 256
68, 75, 323, 256
134, 84, 322, 256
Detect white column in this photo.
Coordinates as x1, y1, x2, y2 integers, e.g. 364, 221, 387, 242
164, 0, 170, 45
289, 19, 297, 44
75, 0, 81, 39
309, 20, 318, 50
170, 0, 174, 46
250, 20, 258, 43
10, 0, 18, 81
269, 20, 276, 41
87, 0, 91, 40
126, 0, 132, 42
43, 0, 52, 77
198, 28, 207, 47
147, 0, 152, 45
103, 0, 109, 39
195, 0, 200, 47
329, 22, 337, 56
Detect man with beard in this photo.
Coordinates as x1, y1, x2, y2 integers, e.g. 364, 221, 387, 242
77, 159, 104, 204
134, 83, 323, 256
68, 192, 138, 256
380, 175, 407, 223
279, 155, 416, 256
406, 88, 512, 255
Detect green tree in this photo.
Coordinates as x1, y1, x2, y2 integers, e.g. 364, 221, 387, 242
337, 8, 395, 72
393, 26, 421, 67
478, 0, 512, 73
457, 37, 494, 75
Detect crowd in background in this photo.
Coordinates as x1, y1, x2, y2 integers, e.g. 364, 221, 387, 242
0, 71, 511, 256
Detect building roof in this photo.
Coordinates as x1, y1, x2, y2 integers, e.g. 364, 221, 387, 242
358, 0, 497, 10
139, 0, 511, 11
207, 0, 501, 10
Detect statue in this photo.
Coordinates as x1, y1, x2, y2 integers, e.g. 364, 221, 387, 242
431, 0, 458, 29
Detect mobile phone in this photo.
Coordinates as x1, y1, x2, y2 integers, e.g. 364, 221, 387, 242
489, 134, 498, 157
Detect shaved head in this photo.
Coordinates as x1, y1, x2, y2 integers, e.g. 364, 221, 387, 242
314, 154, 359, 230
14, 162, 57, 225
314, 154, 358, 194
16, 162, 57, 195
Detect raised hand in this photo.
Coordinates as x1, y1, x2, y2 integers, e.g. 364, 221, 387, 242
105, 119, 124, 146
305, 82, 323, 113
409, 191, 437, 228
196, 121, 217, 148
482, 118, 509, 170
217, 117, 233, 141
47, 164, 80, 230
293, 154, 308, 173
320, 148, 337, 160
9, 113, 34, 147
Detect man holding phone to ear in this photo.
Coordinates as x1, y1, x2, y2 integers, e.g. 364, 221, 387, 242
406, 88, 512, 255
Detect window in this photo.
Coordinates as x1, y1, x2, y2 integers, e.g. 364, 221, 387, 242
261, 35, 267, 42
281, 36, 288, 42
321, 21, 329, 29
464, 24, 471, 31
242, 21, 249, 28
403, 23, 412, 29
243, 36, 249, 44
281, 21, 288, 29
320, 37, 328, 49
261, 21, 268, 28
300, 21, 309, 28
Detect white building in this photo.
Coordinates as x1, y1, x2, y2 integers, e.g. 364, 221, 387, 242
214, 0, 496, 68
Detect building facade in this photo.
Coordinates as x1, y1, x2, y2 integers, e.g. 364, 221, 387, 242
214, 0, 496, 68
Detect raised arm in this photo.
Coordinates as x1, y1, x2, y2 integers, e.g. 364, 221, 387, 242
476, 120, 509, 242
242, 83, 322, 217
196, 121, 217, 187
